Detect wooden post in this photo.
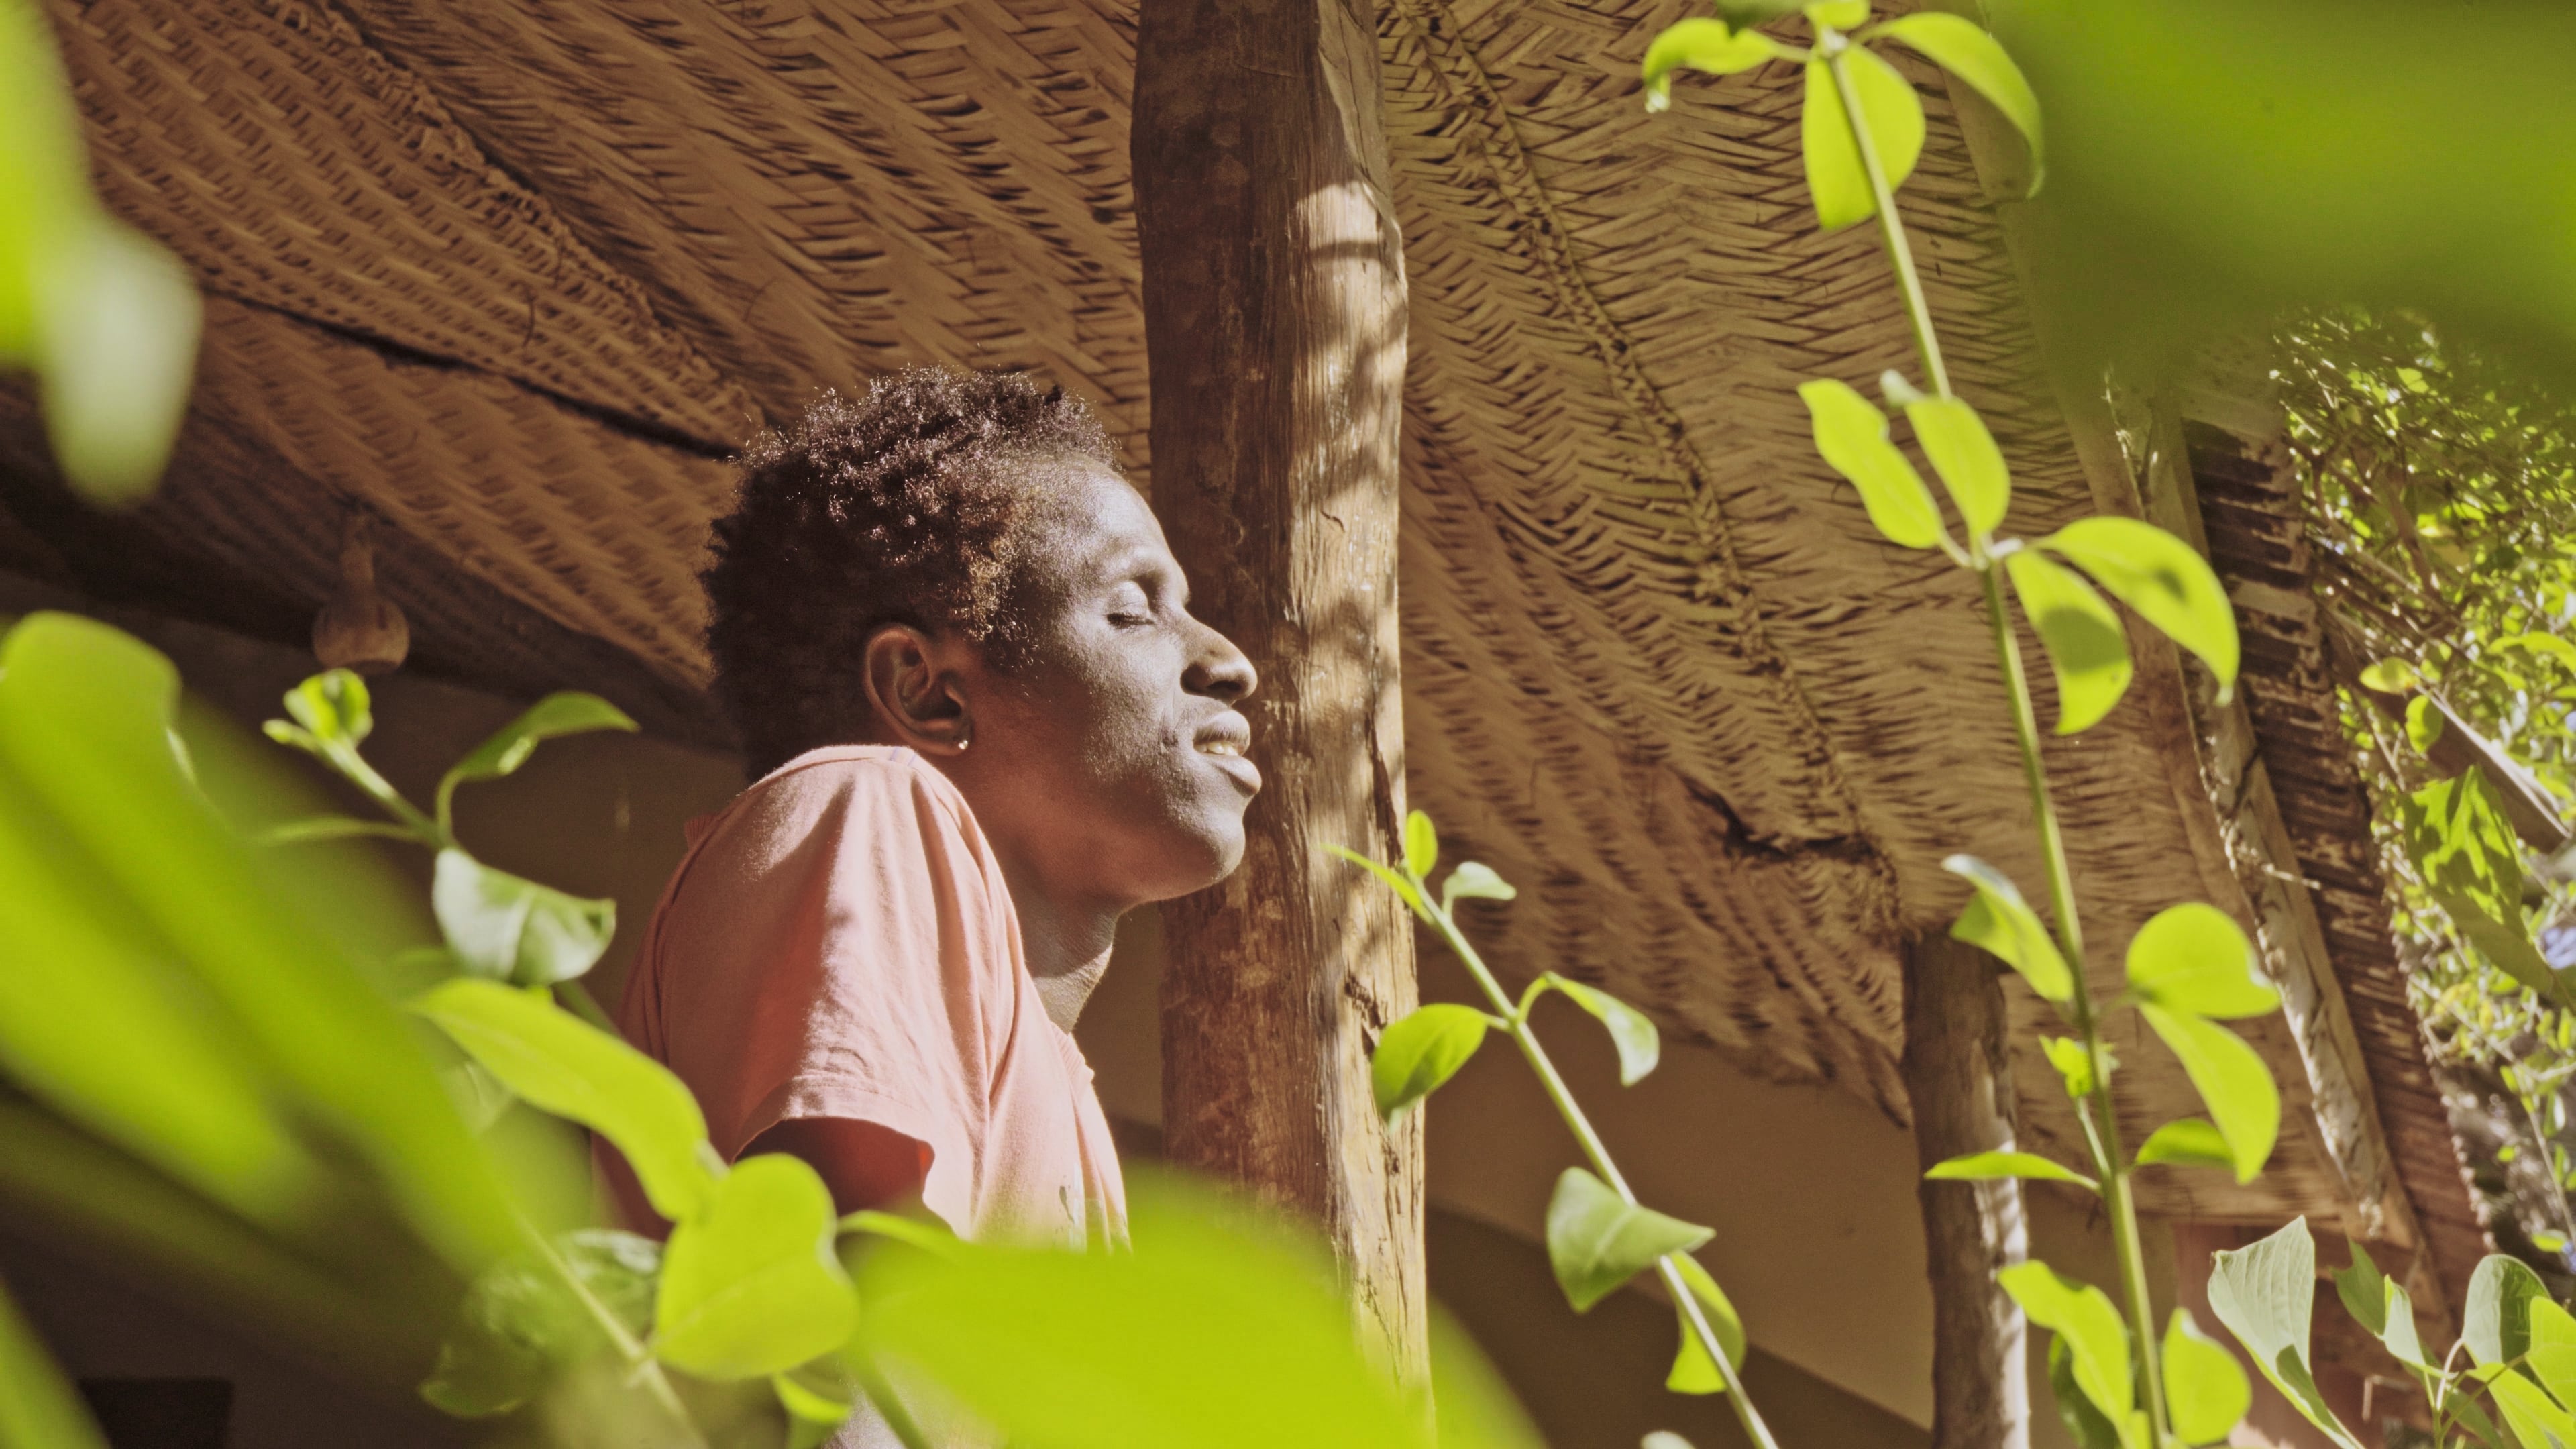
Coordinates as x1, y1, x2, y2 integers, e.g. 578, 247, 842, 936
1133, 0, 1423, 1379
1904, 933, 2031, 1449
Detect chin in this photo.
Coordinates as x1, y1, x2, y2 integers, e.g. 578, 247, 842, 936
1136, 810, 1249, 902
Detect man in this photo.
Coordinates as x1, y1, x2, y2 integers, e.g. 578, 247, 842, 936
606, 366, 1258, 1252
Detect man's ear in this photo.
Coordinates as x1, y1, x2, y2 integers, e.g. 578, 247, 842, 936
861, 624, 971, 755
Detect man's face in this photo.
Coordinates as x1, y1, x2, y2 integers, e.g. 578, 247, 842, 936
946, 464, 1259, 912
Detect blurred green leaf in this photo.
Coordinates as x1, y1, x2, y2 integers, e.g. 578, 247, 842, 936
2525, 1299, 2576, 1411
1642, 1435, 1696, 1449
2357, 657, 2420, 694
2466, 1252, 2549, 1371
283, 669, 373, 747
2039, 1036, 2096, 1098
1662, 1254, 1748, 1397
1371, 1004, 1491, 1125
2041, 517, 2240, 697
1328, 845, 1432, 925
1866, 13, 2042, 189
1711, 0, 1802, 32
1942, 855, 2073, 1002
775, 1368, 855, 1449
2045, 1336, 2123, 1449
857, 1173, 1433, 1449
1923, 1150, 2095, 1190
2405, 695, 2444, 754
0, 614, 515, 1268
437, 693, 636, 828
2206, 1218, 2365, 1448
34, 219, 200, 504
254, 814, 420, 847
2373, 1277, 2428, 1372
1442, 860, 1517, 910
1801, 50, 1923, 231
1904, 396, 2009, 537
2132, 1118, 2233, 1172
2004, 549, 2132, 734
410, 976, 717, 1223
2139, 1006, 2276, 1182
2330, 1239, 2387, 1338
0, 1275, 109, 1449
1640, 18, 1794, 114
1536, 973, 1660, 1086
1428, 1306, 1546, 1448
421, 1254, 592, 1417
2161, 1308, 2251, 1446
1807, 1, 1867, 29
2124, 903, 2278, 1019
432, 849, 615, 987
1403, 810, 1438, 879
1799, 378, 1942, 549
1545, 1169, 1711, 1313
1998, 1263, 2131, 1431
657, 1155, 855, 1380
2485, 1366, 2576, 1449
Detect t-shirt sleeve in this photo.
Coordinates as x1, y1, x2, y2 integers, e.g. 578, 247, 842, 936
645, 757, 1014, 1233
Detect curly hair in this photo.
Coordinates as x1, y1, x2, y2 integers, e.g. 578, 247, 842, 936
702, 367, 1118, 776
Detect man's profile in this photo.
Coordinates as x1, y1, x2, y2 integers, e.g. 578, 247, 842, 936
602, 367, 1258, 1260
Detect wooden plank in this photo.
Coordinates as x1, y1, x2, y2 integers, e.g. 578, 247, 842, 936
1133, 0, 1425, 1378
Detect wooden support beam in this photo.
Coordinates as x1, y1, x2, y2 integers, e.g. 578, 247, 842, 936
1133, 0, 1424, 1378
1903, 933, 2031, 1449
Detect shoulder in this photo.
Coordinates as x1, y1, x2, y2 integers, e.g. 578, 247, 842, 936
690, 744, 987, 877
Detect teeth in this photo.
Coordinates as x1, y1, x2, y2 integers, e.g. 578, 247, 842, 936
1199, 740, 1242, 757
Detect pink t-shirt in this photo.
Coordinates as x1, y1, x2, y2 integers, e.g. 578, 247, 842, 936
605, 744, 1126, 1248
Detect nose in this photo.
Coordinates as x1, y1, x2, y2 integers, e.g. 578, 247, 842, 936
1183, 617, 1257, 705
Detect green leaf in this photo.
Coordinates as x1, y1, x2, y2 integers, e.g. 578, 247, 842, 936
2005, 549, 2133, 734
1867, 13, 2044, 191
1372, 1004, 1492, 1124
2040, 1036, 2098, 1098
2139, 1006, 2277, 1183
2525, 1299, 2576, 1411
2206, 1219, 2367, 1449
2357, 657, 2420, 693
656, 1154, 857, 1380
431, 850, 616, 987
438, 693, 636, 824
1904, 396, 2009, 537
2041, 517, 2241, 698
420, 1254, 590, 1416
1800, 50, 1924, 231
2375, 1278, 2430, 1371
1924, 1151, 2097, 1191
1662, 1255, 1747, 1397
1442, 860, 1517, 910
1711, 0, 1803, 32
2485, 1366, 2576, 1449
1806, 0, 1868, 29
1328, 844, 1432, 924
2332, 1240, 2387, 1338
775, 1368, 855, 1449
1544, 1168, 1712, 1313
1403, 810, 1439, 879
1798, 378, 1942, 549
2047, 1337, 2124, 1449
33, 217, 201, 504
1642, 1436, 1697, 1449
2162, 1308, 2252, 1446
1942, 855, 2074, 1002
410, 976, 718, 1223
253, 814, 420, 847
1640, 19, 1793, 113
2134, 1118, 2235, 1171
2406, 694, 2445, 753
1998, 1263, 2131, 1430
1537, 973, 1660, 1085
282, 670, 373, 747
2465, 1253, 2550, 1370
2124, 903, 2279, 1019
0, 1277, 110, 1449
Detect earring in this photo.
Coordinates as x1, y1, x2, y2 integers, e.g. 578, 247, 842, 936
955, 727, 971, 753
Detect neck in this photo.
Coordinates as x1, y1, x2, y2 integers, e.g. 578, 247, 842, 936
994, 857, 1122, 1033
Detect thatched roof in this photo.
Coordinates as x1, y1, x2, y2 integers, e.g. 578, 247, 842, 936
3, 0, 2486, 1309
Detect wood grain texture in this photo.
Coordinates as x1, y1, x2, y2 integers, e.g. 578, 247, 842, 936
1901, 933, 2029, 1449
1133, 0, 1425, 1377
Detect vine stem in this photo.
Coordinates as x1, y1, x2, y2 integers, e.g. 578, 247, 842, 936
1823, 24, 2174, 1444
1417, 894, 1782, 1449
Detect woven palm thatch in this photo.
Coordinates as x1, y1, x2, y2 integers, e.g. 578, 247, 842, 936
3, 0, 2485, 1307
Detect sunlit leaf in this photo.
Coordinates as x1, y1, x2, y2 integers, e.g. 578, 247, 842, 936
2005, 549, 2133, 734
2040, 1036, 2098, 1098
2331, 1240, 2387, 1338
1544, 1168, 1712, 1313
438, 693, 636, 824
2374, 1278, 2430, 1372
2524, 1299, 2576, 1412
2357, 657, 2420, 693
2162, 1308, 2251, 1446
1640, 18, 1794, 113
1372, 1004, 1492, 1124
1642, 1435, 1696, 1449
2042, 517, 2240, 698
1538, 973, 1660, 1085
656, 1155, 856, 1380
1904, 396, 2009, 537
2206, 1219, 2367, 1449
1923, 1151, 2096, 1191
2465, 1252, 2550, 1370
1998, 1263, 2131, 1430
2485, 1366, 2576, 1449
0, 1277, 109, 1449
2133, 1118, 2234, 1171
1711, 0, 1802, 32
1942, 855, 2074, 1001
2406, 695, 2445, 753
1867, 13, 2043, 190
410, 976, 717, 1223
775, 1368, 855, 1449
1798, 379, 1942, 548
1807, 0, 1867, 30
2124, 903, 2279, 1019
431, 850, 616, 987
1404, 810, 1439, 879
1662, 1254, 1748, 1397
1328, 845, 1431, 924
2047, 1337, 2123, 1449
1428, 1305, 1546, 1449
282, 670, 373, 747
1442, 861, 1517, 910
2139, 1006, 2277, 1182
1800, 50, 1925, 231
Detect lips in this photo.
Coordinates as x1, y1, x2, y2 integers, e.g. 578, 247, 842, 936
1193, 713, 1260, 792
